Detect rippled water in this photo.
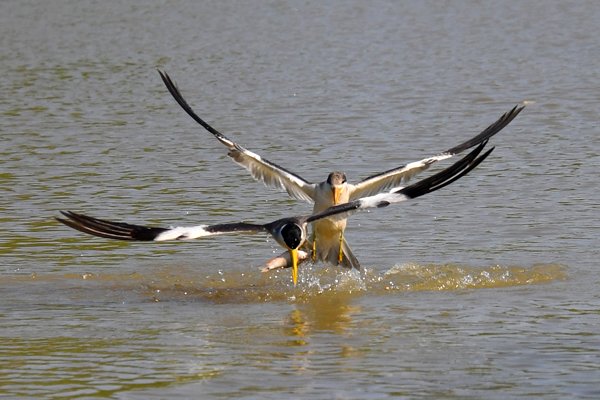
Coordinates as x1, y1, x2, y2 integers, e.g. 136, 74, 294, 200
1, 1, 599, 398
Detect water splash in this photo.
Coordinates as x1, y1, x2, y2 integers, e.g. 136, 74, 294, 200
375, 262, 567, 292
4, 262, 567, 304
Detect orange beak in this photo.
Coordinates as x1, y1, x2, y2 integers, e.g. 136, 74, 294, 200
332, 186, 343, 205
290, 248, 299, 286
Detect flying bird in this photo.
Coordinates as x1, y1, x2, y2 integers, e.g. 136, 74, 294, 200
57, 142, 493, 286
158, 70, 523, 272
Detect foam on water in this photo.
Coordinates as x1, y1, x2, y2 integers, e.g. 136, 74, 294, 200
2, 262, 567, 305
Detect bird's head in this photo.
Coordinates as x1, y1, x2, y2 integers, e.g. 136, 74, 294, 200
327, 171, 347, 205
268, 218, 308, 286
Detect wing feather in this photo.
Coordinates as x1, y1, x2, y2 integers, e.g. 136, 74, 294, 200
56, 211, 265, 241
308, 141, 493, 223
349, 105, 523, 200
158, 69, 316, 203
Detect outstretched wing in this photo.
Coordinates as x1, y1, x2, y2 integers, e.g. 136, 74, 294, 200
56, 211, 265, 241
158, 69, 316, 203
57, 143, 492, 254
348, 105, 523, 200
308, 141, 493, 223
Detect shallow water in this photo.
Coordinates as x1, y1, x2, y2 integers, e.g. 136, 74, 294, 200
1, 1, 600, 398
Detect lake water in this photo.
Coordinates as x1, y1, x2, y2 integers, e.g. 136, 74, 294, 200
1, 1, 599, 398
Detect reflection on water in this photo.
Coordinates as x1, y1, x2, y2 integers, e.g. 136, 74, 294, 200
287, 291, 362, 338
6, 262, 568, 397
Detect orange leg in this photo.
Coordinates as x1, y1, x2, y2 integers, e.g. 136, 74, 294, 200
338, 232, 344, 264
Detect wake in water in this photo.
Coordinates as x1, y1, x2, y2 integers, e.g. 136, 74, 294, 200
6, 262, 567, 304
377, 262, 567, 291
273, 261, 567, 296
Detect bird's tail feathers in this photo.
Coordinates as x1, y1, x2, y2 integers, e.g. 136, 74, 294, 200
340, 238, 361, 271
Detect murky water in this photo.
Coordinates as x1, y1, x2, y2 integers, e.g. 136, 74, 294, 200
1, 1, 599, 398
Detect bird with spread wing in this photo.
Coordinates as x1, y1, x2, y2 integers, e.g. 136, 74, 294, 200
157, 70, 524, 272
57, 142, 493, 285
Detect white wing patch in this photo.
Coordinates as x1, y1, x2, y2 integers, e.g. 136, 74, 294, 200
349, 153, 454, 200
358, 192, 411, 209
155, 225, 213, 241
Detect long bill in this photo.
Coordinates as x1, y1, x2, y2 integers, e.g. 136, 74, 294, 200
290, 248, 299, 285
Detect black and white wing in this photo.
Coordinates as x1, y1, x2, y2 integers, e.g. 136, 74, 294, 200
308, 141, 494, 224
158, 69, 316, 203
57, 142, 492, 248
348, 105, 523, 200
56, 211, 266, 241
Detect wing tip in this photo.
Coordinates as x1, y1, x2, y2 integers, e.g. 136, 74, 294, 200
56, 210, 166, 241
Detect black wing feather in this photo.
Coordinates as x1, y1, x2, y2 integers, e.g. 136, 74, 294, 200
56, 211, 167, 241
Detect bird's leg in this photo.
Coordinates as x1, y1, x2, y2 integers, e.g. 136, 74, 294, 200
312, 232, 317, 262
338, 232, 344, 264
